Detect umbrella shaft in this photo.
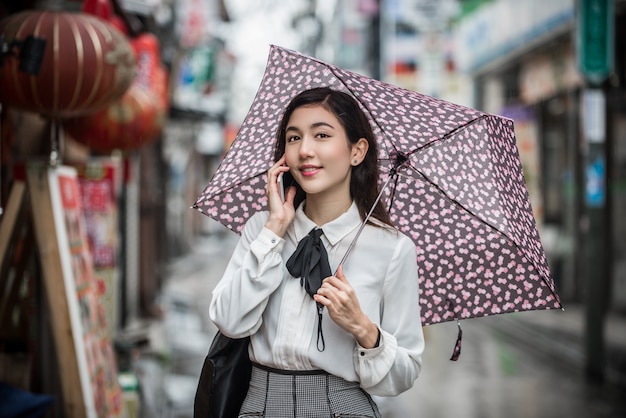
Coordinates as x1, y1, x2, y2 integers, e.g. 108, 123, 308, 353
336, 174, 394, 272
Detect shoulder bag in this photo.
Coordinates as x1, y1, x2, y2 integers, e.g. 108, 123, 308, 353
193, 332, 252, 418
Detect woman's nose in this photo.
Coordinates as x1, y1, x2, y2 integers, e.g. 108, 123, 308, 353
298, 136, 315, 157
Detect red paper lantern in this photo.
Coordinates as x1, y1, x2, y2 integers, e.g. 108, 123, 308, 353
63, 33, 169, 152
81, 0, 113, 20
0, 10, 136, 118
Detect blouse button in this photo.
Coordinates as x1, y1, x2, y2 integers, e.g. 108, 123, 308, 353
271, 238, 276, 244
360, 351, 365, 356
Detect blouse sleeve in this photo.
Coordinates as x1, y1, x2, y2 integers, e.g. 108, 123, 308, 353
208, 212, 286, 338
353, 234, 425, 396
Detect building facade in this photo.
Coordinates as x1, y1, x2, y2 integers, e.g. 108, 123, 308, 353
454, 0, 626, 312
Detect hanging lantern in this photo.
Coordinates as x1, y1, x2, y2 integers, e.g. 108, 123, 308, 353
0, 10, 136, 118
81, 0, 113, 20
64, 33, 169, 152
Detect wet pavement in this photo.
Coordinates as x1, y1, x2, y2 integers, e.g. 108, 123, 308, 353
132, 231, 626, 418
385, 319, 626, 418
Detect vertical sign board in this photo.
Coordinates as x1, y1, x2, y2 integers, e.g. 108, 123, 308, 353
27, 164, 124, 418
582, 88, 606, 207
576, 0, 614, 84
75, 159, 122, 339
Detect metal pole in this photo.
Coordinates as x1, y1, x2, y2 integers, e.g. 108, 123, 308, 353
581, 86, 608, 384
0, 103, 3, 217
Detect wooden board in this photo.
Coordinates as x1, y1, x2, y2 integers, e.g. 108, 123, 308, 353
27, 164, 88, 417
27, 163, 124, 418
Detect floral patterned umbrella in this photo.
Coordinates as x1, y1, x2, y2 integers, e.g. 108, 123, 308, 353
193, 45, 562, 334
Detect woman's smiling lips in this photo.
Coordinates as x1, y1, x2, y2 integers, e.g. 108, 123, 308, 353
300, 165, 321, 177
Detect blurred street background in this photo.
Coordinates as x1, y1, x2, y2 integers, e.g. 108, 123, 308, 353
1, 0, 626, 417
145, 230, 626, 418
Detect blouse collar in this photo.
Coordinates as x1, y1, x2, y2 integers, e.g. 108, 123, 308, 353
293, 201, 362, 246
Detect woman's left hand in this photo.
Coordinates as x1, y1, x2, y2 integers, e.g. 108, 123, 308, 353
314, 265, 379, 348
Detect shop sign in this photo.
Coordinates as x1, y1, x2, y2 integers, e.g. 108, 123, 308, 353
582, 88, 606, 143
576, 0, 613, 84
455, 0, 574, 73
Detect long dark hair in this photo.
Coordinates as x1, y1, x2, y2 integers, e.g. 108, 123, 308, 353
273, 87, 393, 228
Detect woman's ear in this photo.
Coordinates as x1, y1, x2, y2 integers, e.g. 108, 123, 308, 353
351, 138, 369, 165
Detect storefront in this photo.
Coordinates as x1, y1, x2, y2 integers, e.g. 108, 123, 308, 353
455, 0, 626, 311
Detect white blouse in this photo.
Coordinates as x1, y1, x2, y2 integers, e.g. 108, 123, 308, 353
209, 202, 425, 396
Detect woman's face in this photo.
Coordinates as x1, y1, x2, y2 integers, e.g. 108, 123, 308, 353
284, 105, 355, 203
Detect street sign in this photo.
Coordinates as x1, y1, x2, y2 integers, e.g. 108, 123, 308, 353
582, 89, 606, 143
576, 0, 614, 84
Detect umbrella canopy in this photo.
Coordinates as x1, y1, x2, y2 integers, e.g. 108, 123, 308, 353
193, 45, 562, 327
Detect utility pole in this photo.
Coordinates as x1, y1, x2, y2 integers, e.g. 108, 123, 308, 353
576, 0, 614, 384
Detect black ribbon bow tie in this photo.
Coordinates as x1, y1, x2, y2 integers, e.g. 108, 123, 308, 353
286, 227, 331, 299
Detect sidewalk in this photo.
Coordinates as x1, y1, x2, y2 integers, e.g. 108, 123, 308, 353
128, 233, 239, 418
486, 303, 626, 387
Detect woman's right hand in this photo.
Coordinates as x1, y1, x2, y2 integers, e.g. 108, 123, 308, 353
265, 156, 296, 236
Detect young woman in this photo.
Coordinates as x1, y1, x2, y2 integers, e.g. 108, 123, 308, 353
209, 87, 425, 417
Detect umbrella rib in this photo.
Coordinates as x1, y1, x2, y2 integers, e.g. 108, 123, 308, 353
325, 67, 398, 154
391, 115, 502, 235
400, 164, 505, 236
400, 165, 556, 290
329, 64, 485, 161
406, 116, 487, 155
385, 116, 501, 243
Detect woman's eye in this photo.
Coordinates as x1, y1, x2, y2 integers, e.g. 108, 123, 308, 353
287, 135, 300, 142
315, 132, 329, 138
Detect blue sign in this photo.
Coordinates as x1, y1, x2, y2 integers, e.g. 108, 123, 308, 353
586, 156, 605, 207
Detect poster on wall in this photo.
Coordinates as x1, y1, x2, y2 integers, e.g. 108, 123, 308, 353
27, 164, 124, 418
74, 159, 122, 338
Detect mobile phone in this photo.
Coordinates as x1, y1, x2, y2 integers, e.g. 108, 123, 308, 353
278, 171, 294, 202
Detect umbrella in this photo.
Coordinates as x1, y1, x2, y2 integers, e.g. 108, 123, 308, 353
193, 45, 562, 336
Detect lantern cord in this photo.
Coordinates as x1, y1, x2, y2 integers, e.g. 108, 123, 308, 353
49, 119, 61, 167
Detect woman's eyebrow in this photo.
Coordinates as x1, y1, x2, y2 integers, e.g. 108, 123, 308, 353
286, 121, 334, 131
311, 121, 334, 129
286, 121, 335, 134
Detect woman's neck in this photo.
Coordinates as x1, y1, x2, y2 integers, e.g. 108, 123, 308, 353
304, 195, 352, 226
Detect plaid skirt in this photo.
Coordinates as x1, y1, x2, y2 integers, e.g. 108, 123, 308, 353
238, 363, 381, 418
